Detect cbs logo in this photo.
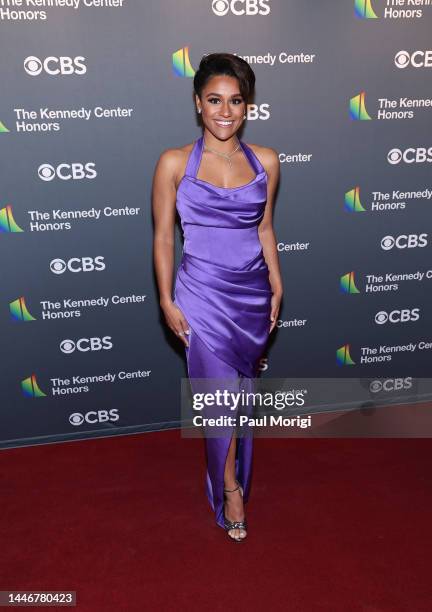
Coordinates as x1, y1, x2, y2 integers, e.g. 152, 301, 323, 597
50, 257, 106, 274
212, 0, 270, 16
259, 357, 268, 371
395, 50, 432, 69
69, 409, 119, 426
246, 103, 270, 120
24, 56, 87, 76
38, 162, 97, 181
369, 378, 412, 393
380, 234, 428, 250
60, 337, 113, 354
387, 147, 432, 164
374, 309, 420, 325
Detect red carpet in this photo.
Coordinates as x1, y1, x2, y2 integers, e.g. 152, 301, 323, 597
2, 430, 432, 611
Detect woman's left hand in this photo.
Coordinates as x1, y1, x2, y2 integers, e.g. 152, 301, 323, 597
269, 292, 282, 333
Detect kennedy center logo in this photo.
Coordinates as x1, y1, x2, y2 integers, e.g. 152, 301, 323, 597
172, 47, 195, 77
349, 92, 372, 120
354, 0, 378, 19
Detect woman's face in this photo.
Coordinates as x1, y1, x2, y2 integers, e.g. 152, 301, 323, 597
196, 75, 246, 140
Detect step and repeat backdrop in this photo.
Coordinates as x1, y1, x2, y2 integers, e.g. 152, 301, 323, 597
1, 0, 431, 448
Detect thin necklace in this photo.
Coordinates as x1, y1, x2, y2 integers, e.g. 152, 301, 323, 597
203, 137, 240, 169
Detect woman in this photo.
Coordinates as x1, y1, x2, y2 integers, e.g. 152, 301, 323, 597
152, 53, 283, 542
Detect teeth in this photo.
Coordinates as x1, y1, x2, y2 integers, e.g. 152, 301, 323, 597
216, 120, 233, 126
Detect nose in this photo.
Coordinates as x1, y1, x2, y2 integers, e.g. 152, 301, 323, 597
220, 101, 232, 117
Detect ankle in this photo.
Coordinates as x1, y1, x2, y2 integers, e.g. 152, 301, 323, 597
224, 479, 239, 491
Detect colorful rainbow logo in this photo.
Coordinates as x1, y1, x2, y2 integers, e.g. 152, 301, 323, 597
21, 374, 47, 397
10, 297, 36, 321
172, 47, 195, 77
0, 120, 10, 133
340, 272, 360, 294
0, 205, 24, 233
336, 344, 356, 366
349, 92, 372, 120
354, 0, 378, 19
345, 186, 366, 212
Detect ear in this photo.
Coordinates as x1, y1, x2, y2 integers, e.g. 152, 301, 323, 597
195, 93, 201, 112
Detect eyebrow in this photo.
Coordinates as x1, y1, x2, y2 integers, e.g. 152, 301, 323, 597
205, 92, 243, 97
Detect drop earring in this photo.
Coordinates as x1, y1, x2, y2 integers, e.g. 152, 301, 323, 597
197, 108, 202, 114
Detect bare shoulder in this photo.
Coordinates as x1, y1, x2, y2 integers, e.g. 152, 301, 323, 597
246, 142, 280, 176
155, 142, 195, 186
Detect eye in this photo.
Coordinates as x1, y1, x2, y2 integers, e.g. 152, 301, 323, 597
207, 97, 243, 105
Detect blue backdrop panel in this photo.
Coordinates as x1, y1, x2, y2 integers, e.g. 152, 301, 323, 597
1, 0, 431, 448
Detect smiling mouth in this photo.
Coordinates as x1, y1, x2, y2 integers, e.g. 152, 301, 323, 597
214, 120, 234, 127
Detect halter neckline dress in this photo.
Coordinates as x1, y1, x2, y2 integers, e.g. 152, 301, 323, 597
174, 134, 272, 529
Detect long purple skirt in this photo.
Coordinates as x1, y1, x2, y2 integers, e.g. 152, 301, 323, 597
185, 328, 255, 529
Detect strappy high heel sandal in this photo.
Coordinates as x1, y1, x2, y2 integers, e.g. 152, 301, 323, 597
223, 480, 248, 542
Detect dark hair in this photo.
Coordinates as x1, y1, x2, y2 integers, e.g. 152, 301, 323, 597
193, 53, 255, 102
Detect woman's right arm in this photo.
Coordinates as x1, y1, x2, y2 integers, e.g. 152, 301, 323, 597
152, 150, 190, 347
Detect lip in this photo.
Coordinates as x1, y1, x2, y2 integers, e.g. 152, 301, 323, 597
214, 120, 234, 127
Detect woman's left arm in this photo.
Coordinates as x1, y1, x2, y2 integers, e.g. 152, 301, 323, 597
257, 147, 283, 333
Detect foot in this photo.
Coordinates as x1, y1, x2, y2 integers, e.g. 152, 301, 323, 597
224, 481, 247, 541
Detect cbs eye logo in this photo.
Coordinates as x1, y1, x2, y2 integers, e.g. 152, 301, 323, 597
394, 51, 410, 69
387, 149, 403, 165
395, 50, 432, 69
380, 234, 428, 250
38, 164, 56, 181
60, 337, 113, 354
50, 259, 67, 274
212, 0, 230, 15
24, 56, 87, 76
374, 309, 420, 325
212, 0, 270, 16
369, 378, 412, 393
69, 410, 119, 426
50, 257, 106, 274
387, 147, 432, 164
38, 162, 97, 181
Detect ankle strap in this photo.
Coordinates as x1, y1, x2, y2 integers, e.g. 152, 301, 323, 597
224, 483, 240, 493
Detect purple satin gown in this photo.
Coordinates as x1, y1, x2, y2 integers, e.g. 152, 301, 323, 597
174, 135, 272, 529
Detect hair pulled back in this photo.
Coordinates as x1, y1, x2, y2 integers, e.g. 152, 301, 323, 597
193, 53, 255, 103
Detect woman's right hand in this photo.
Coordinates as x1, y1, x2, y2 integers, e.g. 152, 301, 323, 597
160, 299, 190, 347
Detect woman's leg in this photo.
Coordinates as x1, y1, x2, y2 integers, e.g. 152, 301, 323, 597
185, 328, 253, 538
